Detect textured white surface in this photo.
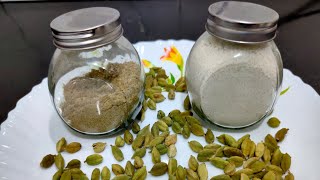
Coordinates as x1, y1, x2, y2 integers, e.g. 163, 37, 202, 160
0, 40, 319, 179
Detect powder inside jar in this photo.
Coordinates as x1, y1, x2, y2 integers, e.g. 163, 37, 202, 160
61, 62, 142, 133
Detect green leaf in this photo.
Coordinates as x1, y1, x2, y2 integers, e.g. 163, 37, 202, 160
280, 86, 290, 96
170, 73, 175, 84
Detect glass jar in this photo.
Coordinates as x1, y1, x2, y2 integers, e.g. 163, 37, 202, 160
186, 1, 283, 128
48, 7, 144, 135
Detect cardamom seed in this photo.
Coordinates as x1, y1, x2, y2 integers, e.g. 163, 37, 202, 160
151, 123, 160, 137
271, 148, 283, 166
60, 170, 71, 180
198, 163, 208, 180
92, 142, 107, 153
91, 168, 100, 180
157, 110, 166, 119
210, 174, 231, 180
149, 162, 168, 176
227, 156, 244, 167
185, 116, 201, 126
266, 164, 283, 174
155, 144, 168, 155
197, 149, 216, 162
275, 128, 289, 142
115, 136, 125, 147
267, 117, 281, 128
184, 95, 191, 110
284, 171, 294, 180
161, 116, 173, 126
132, 121, 141, 134
52, 170, 63, 180
125, 161, 135, 177
240, 173, 250, 180
165, 134, 177, 146
55, 153, 65, 170
255, 142, 265, 158
40, 154, 55, 168
157, 120, 169, 132
134, 156, 144, 169
152, 147, 161, 164
111, 145, 124, 161
168, 144, 177, 158
111, 174, 131, 180
147, 99, 156, 110
209, 157, 229, 169
262, 171, 276, 180
101, 166, 111, 180
85, 154, 103, 166
189, 140, 203, 153
132, 166, 147, 180
112, 164, 125, 175
205, 129, 215, 144
190, 123, 205, 136
188, 155, 199, 171
223, 147, 245, 158
168, 89, 175, 100
224, 162, 236, 176
182, 123, 191, 138
186, 168, 199, 180
176, 165, 186, 180
172, 121, 182, 134
66, 159, 81, 169
65, 142, 81, 154
124, 130, 134, 145
132, 135, 145, 150
56, 137, 67, 153
168, 158, 178, 175
281, 153, 291, 173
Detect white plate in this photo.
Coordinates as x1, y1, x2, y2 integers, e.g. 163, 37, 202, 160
0, 40, 319, 180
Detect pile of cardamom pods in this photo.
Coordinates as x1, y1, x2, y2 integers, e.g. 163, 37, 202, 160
40, 67, 294, 180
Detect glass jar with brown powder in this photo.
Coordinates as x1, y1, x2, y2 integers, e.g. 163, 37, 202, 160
48, 7, 144, 135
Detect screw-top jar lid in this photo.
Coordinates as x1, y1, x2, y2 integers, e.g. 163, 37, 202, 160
206, 1, 279, 44
50, 7, 123, 49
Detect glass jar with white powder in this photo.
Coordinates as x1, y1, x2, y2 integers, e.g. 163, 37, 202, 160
186, 1, 283, 128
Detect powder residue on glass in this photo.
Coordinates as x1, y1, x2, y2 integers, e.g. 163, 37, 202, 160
61, 62, 142, 133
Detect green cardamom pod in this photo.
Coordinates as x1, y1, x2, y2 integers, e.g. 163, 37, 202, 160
181, 111, 193, 117
92, 142, 107, 153
243, 157, 259, 169
284, 171, 294, 180
263, 148, 271, 163
240, 173, 250, 180
134, 156, 144, 169
235, 134, 250, 148
40, 154, 55, 168
217, 134, 226, 144
157, 110, 166, 119
84, 154, 103, 166
66, 159, 81, 169
151, 123, 160, 137
227, 156, 244, 167
132, 135, 145, 150
197, 149, 216, 162
249, 141, 256, 158
101, 166, 111, 180
210, 174, 231, 180
262, 171, 276, 180
183, 95, 191, 110
182, 123, 191, 138
157, 120, 169, 132
112, 164, 125, 175
255, 142, 265, 158
172, 114, 186, 126
125, 161, 135, 177
168, 144, 177, 158
111, 174, 131, 180
204, 143, 221, 150
55, 153, 65, 170
172, 121, 182, 134
197, 163, 208, 180
152, 147, 161, 164
165, 134, 177, 146
176, 165, 186, 180
115, 136, 125, 147
65, 142, 82, 154
132, 166, 147, 180
137, 124, 150, 136
190, 123, 204, 136
205, 129, 215, 144
60, 170, 72, 180
264, 134, 278, 152
253, 171, 267, 179
91, 168, 100, 180
168, 89, 175, 100
147, 99, 156, 110
188, 140, 203, 153
132, 121, 141, 134
168, 109, 181, 119
209, 157, 229, 169
151, 93, 166, 103
267, 117, 281, 128
275, 128, 289, 142
175, 82, 187, 92
169, 174, 177, 180
131, 147, 146, 159
145, 75, 153, 89
188, 155, 199, 171
265, 164, 283, 174
223, 147, 244, 158
161, 116, 173, 127
155, 144, 168, 155
233, 168, 254, 176
149, 136, 165, 147
165, 84, 176, 91
124, 130, 134, 145
281, 153, 291, 173
157, 78, 167, 87
111, 145, 124, 161
52, 170, 63, 180
168, 158, 177, 175
241, 138, 253, 157
224, 162, 236, 176
186, 168, 199, 180
56, 137, 67, 153
144, 132, 153, 148
248, 161, 265, 173
185, 116, 201, 126
271, 148, 283, 166
149, 162, 168, 176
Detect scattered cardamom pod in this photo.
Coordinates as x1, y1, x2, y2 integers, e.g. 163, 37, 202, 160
131, 147, 146, 159
271, 148, 283, 166
149, 162, 168, 176
147, 99, 156, 110
144, 132, 153, 148
184, 95, 191, 110
165, 84, 176, 91
52, 170, 63, 180
188, 155, 199, 171
84, 154, 103, 166
161, 116, 173, 126
55, 153, 65, 170
101, 166, 111, 180
264, 134, 278, 152
188, 140, 203, 153
197, 149, 216, 162
267, 117, 281, 128
124, 130, 134, 145
149, 136, 165, 147
235, 134, 250, 148
255, 142, 265, 158
266, 164, 283, 174
56, 137, 67, 153
91, 168, 100, 180
176, 165, 186, 180
157, 120, 169, 132
151, 123, 160, 137
240, 173, 250, 180
134, 156, 144, 169
182, 123, 191, 138
168, 158, 178, 175
186, 168, 199, 180
210, 174, 231, 180
224, 162, 236, 176
223, 146, 244, 158
281, 153, 291, 173
92, 142, 107, 153
243, 157, 259, 169
175, 82, 187, 92
132, 121, 141, 134
209, 157, 229, 169
112, 164, 125, 175
40, 154, 55, 168
145, 75, 153, 89
169, 109, 181, 118
263, 148, 271, 163
198, 163, 208, 180
137, 124, 150, 136
214, 146, 225, 157
132, 135, 145, 150
60, 170, 71, 180
227, 156, 244, 167
168, 89, 175, 100
157, 110, 166, 119
172, 121, 182, 134
111, 174, 131, 180
185, 116, 201, 126
233, 168, 254, 177
165, 134, 177, 146
190, 123, 205, 136
111, 145, 124, 161
115, 136, 125, 147
247, 161, 265, 173
168, 144, 177, 158
151, 93, 166, 103
65, 142, 82, 154
169, 174, 177, 180
132, 166, 147, 180
172, 114, 186, 126
155, 144, 168, 155
205, 129, 215, 144
262, 171, 276, 180
284, 171, 294, 180
125, 161, 135, 177
66, 159, 81, 169
241, 138, 253, 157
152, 147, 161, 164
224, 134, 237, 147
275, 128, 289, 142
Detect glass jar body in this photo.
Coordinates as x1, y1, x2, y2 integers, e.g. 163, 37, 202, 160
48, 36, 144, 135
186, 32, 283, 128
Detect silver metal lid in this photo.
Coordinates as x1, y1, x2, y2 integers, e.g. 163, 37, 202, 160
206, 1, 279, 44
50, 7, 123, 49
